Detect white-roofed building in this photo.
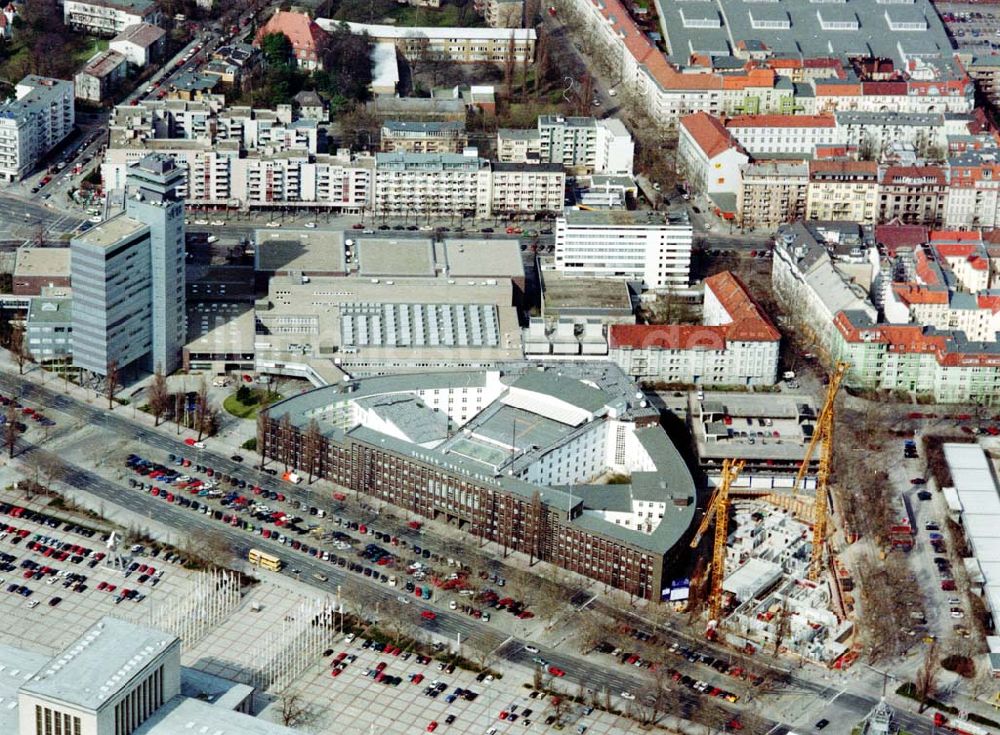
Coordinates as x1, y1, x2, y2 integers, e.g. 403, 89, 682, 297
944, 442, 1000, 642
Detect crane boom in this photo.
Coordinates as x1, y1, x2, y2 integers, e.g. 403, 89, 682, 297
690, 458, 745, 623
796, 361, 849, 580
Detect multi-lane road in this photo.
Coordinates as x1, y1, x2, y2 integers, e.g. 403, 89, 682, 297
0, 370, 946, 734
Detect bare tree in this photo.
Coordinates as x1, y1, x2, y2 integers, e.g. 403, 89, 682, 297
148, 364, 170, 427
528, 489, 544, 566
577, 73, 594, 116
10, 325, 30, 376
504, 32, 516, 98
279, 690, 310, 727
174, 392, 185, 434
195, 377, 211, 441
4, 403, 18, 459
105, 359, 119, 410
534, 28, 550, 98
915, 639, 940, 713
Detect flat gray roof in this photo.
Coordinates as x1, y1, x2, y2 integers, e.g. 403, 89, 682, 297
654, 0, 954, 67
439, 238, 524, 280
357, 238, 435, 277
254, 229, 347, 274
0, 644, 51, 735
28, 297, 72, 324
14, 248, 71, 278
73, 214, 147, 251
542, 269, 635, 314
134, 696, 295, 735
20, 617, 179, 712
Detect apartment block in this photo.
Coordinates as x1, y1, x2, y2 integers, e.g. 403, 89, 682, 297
71, 155, 186, 377
806, 160, 879, 223
496, 128, 540, 164
944, 149, 1000, 229
877, 165, 947, 227
609, 271, 780, 386
738, 162, 808, 231
380, 120, 468, 154
554, 210, 693, 289
677, 113, 749, 200
537, 116, 634, 174
374, 152, 492, 218
109, 22, 166, 67
324, 20, 535, 64
480, 0, 523, 26
725, 115, 837, 158
0, 76, 75, 182
74, 49, 128, 104
63, 0, 161, 36
490, 162, 564, 215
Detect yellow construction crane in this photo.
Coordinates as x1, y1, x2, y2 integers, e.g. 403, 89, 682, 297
793, 361, 849, 580
690, 458, 745, 625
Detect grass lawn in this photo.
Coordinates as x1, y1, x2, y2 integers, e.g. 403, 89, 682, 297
223, 389, 282, 420
72, 37, 109, 66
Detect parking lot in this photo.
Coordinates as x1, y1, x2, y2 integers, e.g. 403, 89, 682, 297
0, 492, 198, 654
936, 3, 1000, 53
273, 633, 650, 735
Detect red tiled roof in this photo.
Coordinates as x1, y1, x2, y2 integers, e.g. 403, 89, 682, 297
610, 272, 779, 350
704, 271, 782, 341
255, 11, 328, 61
808, 160, 878, 177
882, 166, 946, 186
875, 223, 928, 252
892, 283, 948, 306
862, 81, 908, 96
680, 112, 741, 159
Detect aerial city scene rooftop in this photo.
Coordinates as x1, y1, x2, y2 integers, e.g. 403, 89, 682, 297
2, 0, 1000, 731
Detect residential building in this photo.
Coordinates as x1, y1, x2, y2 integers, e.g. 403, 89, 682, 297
0, 2, 19, 41
725, 114, 837, 158
480, 0, 523, 26
609, 271, 780, 386
556, 0, 969, 129
74, 49, 128, 103
322, 20, 535, 64
293, 90, 326, 121
536, 116, 634, 174
25, 297, 73, 363
204, 43, 262, 87
834, 110, 947, 160
677, 113, 749, 210
774, 221, 1000, 403
491, 162, 564, 215
806, 160, 879, 223
877, 165, 947, 226
63, 0, 161, 36
554, 209, 693, 289
496, 128, 540, 164
771, 221, 877, 356
102, 99, 374, 212
0, 76, 75, 182
109, 22, 166, 67
380, 121, 468, 154
254, 11, 329, 71
374, 152, 492, 218
964, 56, 1000, 112
944, 149, 1000, 229
258, 363, 697, 600
71, 154, 186, 377
738, 161, 808, 231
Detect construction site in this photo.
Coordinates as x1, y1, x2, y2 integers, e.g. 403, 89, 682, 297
687, 363, 860, 667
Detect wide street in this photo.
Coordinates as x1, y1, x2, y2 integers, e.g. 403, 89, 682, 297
0, 367, 947, 735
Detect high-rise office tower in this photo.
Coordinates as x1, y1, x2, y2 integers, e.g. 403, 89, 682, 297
71, 154, 186, 377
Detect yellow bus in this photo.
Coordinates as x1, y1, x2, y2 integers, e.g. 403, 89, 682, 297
248, 548, 283, 571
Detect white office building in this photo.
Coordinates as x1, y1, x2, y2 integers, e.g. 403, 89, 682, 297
554, 210, 693, 288
0, 76, 75, 182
